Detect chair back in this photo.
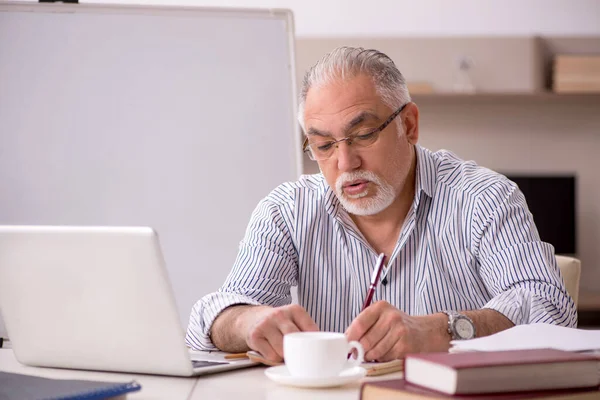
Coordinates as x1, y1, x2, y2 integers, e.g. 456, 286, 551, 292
555, 255, 581, 307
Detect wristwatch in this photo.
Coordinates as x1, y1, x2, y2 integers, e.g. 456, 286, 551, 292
443, 311, 476, 340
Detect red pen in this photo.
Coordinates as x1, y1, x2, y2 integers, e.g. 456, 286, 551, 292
348, 253, 387, 360
361, 253, 387, 311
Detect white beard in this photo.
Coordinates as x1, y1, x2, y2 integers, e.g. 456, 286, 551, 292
335, 170, 396, 216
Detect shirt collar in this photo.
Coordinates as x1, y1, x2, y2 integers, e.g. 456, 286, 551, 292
323, 180, 341, 218
414, 144, 436, 201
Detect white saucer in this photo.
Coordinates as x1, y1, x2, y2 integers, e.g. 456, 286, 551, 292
264, 365, 366, 388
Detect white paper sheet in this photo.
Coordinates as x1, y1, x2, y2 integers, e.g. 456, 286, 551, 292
450, 323, 600, 352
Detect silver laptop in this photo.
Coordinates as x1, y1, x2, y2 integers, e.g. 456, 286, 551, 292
0, 225, 258, 376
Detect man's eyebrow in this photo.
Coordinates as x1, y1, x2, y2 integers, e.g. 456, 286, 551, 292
306, 127, 332, 138
305, 111, 380, 137
344, 111, 379, 132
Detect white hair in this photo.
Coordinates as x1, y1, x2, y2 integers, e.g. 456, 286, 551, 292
298, 47, 412, 133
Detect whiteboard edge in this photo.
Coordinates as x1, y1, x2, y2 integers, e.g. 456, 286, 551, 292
272, 8, 304, 179
0, 1, 295, 21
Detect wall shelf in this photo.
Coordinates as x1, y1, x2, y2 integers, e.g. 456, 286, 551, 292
412, 92, 600, 99
410, 92, 600, 106
296, 36, 600, 96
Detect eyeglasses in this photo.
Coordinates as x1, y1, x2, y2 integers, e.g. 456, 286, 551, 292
302, 103, 408, 161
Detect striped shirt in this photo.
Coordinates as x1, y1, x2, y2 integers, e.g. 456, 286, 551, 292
186, 145, 577, 350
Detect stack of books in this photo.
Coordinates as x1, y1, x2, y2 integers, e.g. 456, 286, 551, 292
553, 55, 600, 93
360, 348, 600, 399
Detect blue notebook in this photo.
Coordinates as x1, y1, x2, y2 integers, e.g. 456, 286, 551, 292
0, 371, 141, 400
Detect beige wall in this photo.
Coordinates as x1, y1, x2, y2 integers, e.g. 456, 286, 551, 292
297, 38, 600, 294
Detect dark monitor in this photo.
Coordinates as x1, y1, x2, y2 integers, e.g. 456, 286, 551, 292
504, 175, 576, 255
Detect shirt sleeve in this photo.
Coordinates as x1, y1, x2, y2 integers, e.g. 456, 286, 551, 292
185, 196, 298, 350
472, 178, 577, 327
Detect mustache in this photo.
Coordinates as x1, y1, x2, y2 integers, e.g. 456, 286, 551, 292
335, 170, 382, 194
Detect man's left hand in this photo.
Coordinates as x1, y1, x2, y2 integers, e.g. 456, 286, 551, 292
345, 301, 450, 361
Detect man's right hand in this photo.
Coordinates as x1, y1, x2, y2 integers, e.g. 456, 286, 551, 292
210, 304, 319, 363
244, 304, 319, 362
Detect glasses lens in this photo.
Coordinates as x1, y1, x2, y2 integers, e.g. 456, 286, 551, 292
351, 131, 379, 148
306, 149, 318, 161
307, 141, 334, 161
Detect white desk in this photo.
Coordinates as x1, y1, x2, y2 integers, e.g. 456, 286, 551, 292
0, 349, 402, 399
0, 349, 196, 399
186, 365, 402, 400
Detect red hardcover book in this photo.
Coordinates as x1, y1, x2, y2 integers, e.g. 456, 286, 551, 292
360, 378, 600, 400
404, 349, 599, 395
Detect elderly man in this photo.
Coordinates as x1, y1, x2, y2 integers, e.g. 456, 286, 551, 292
186, 47, 577, 362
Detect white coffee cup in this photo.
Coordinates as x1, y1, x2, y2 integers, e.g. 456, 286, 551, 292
283, 332, 364, 379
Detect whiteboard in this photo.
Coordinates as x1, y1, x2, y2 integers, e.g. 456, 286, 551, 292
0, 2, 301, 332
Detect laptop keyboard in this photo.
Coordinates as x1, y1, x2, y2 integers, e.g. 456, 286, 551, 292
191, 360, 229, 368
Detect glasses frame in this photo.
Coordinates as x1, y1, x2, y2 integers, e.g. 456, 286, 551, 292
302, 102, 409, 161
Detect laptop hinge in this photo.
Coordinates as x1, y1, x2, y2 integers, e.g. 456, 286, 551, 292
39, 0, 79, 3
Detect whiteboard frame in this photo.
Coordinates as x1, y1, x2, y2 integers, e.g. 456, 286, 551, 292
0, 1, 303, 333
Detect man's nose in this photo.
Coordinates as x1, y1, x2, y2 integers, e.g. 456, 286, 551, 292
336, 140, 361, 172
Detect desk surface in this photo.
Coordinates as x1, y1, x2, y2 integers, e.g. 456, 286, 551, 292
0, 349, 195, 399
0, 349, 402, 399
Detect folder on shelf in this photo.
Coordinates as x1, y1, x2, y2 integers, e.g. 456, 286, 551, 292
553, 55, 600, 93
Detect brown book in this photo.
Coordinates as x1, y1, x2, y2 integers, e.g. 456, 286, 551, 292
404, 349, 599, 395
554, 55, 600, 74
553, 55, 600, 92
360, 378, 600, 400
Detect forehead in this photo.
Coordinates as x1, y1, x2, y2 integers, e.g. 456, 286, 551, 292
303, 74, 387, 126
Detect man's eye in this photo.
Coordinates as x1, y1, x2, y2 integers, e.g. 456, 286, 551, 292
316, 142, 334, 151
356, 131, 376, 141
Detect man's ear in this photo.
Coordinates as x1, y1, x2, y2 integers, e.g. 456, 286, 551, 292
403, 103, 419, 145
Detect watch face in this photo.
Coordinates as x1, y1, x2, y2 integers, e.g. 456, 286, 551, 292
454, 318, 475, 339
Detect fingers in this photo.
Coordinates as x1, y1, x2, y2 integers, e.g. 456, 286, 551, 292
270, 305, 318, 357
345, 301, 383, 343
246, 304, 318, 362
345, 301, 408, 361
247, 313, 286, 361
365, 329, 402, 361
290, 305, 320, 332
357, 324, 388, 361
347, 311, 386, 361
270, 319, 302, 359
250, 336, 283, 363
